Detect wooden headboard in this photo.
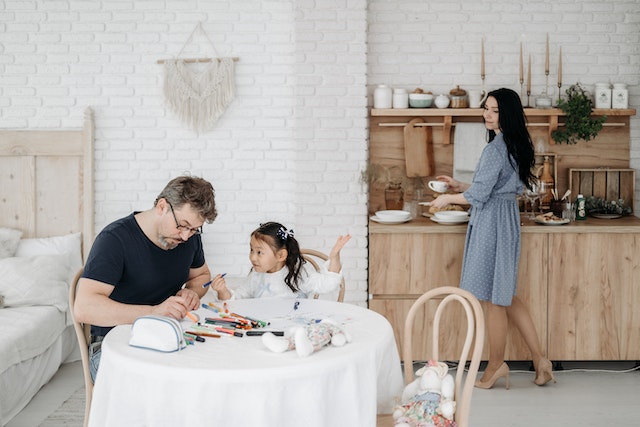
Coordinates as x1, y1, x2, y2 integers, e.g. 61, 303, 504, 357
0, 108, 94, 260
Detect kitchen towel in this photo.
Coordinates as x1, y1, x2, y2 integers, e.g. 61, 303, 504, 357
453, 123, 487, 183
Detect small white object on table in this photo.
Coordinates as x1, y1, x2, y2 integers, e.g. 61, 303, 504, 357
88, 298, 403, 427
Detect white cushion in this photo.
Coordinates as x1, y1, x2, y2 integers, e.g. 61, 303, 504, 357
15, 232, 83, 283
0, 255, 70, 311
0, 227, 23, 259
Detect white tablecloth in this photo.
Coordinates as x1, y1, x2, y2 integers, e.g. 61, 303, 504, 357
88, 298, 404, 427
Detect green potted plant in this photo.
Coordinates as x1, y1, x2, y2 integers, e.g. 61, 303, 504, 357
551, 83, 606, 145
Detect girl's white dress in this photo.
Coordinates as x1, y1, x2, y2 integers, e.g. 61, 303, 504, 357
228, 261, 342, 299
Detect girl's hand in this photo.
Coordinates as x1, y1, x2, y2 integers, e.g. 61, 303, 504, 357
210, 274, 231, 301
328, 234, 351, 273
330, 234, 352, 258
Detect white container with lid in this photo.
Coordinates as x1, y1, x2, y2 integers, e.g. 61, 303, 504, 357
594, 83, 612, 109
392, 88, 409, 109
612, 83, 628, 109
373, 84, 392, 109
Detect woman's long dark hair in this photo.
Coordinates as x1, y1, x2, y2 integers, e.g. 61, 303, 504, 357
251, 222, 306, 292
484, 88, 536, 190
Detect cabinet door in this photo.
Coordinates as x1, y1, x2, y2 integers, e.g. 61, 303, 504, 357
369, 233, 465, 295
548, 233, 640, 360
369, 232, 548, 361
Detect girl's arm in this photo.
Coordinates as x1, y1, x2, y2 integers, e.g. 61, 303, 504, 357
328, 234, 352, 273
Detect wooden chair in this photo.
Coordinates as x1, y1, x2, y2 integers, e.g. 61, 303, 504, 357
402, 286, 485, 427
68, 267, 93, 427
300, 248, 345, 302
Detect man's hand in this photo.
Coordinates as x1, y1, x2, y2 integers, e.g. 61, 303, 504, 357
152, 295, 191, 319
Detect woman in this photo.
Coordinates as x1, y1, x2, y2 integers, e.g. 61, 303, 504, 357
431, 88, 555, 388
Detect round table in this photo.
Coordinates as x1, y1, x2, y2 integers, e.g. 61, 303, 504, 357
88, 298, 403, 427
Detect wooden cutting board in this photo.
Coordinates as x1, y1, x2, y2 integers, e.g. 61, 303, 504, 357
403, 117, 434, 177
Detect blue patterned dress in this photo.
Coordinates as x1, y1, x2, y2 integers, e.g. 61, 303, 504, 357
460, 133, 523, 306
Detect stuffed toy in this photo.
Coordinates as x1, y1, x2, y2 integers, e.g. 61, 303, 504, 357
261, 319, 351, 357
392, 360, 457, 427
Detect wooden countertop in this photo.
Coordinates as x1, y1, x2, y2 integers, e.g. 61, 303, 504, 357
369, 214, 640, 234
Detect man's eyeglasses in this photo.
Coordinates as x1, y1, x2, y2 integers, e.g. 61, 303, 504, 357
167, 201, 203, 236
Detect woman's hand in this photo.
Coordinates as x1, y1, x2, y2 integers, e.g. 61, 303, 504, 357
436, 175, 461, 192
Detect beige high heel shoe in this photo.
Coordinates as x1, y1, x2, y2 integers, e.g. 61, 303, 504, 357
534, 358, 557, 386
475, 362, 510, 390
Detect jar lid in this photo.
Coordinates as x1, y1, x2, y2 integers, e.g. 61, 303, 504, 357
450, 85, 467, 96
613, 83, 627, 89
393, 88, 407, 93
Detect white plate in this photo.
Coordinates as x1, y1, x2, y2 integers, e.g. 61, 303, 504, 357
533, 218, 570, 226
590, 213, 622, 219
370, 215, 411, 224
430, 217, 469, 225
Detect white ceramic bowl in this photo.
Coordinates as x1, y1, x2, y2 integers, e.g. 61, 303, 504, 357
434, 210, 468, 220
375, 210, 411, 221
408, 93, 434, 108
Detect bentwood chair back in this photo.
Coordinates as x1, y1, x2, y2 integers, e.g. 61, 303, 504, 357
300, 248, 345, 302
403, 286, 485, 427
68, 267, 93, 427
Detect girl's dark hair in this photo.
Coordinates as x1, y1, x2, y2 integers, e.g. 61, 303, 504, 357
251, 222, 306, 292
483, 88, 536, 190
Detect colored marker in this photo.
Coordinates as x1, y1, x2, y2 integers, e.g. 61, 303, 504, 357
245, 330, 284, 337
215, 327, 243, 337
202, 273, 227, 288
202, 303, 219, 313
185, 311, 199, 323
186, 330, 221, 338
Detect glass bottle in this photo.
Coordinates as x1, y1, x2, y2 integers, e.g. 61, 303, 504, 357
576, 194, 586, 220
539, 156, 555, 211
384, 184, 404, 210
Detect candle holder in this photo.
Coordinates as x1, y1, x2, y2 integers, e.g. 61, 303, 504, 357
520, 78, 524, 105
557, 82, 562, 106
526, 89, 531, 108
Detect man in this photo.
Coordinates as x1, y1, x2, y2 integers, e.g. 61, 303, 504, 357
73, 175, 218, 380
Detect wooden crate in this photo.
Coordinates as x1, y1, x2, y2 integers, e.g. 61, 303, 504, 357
568, 168, 635, 210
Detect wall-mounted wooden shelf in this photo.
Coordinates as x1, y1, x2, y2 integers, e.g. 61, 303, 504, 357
371, 108, 636, 145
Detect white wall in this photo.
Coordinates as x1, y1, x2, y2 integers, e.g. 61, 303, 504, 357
0, 0, 638, 305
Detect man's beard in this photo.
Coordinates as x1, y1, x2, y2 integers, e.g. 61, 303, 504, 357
158, 234, 180, 250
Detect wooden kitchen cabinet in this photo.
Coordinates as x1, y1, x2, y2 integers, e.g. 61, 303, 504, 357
368, 218, 547, 361
369, 216, 640, 362
547, 232, 640, 360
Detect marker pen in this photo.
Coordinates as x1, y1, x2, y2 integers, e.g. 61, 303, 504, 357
202, 273, 227, 288
215, 327, 243, 337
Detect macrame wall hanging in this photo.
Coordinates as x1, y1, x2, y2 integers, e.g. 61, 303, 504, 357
158, 22, 239, 133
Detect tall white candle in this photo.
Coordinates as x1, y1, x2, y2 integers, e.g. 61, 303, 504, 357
519, 42, 524, 83
545, 33, 549, 75
557, 47, 562, 86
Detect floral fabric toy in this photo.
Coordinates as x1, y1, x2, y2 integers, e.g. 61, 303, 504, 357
261, 319, 351, 357
393, 360, 457, 427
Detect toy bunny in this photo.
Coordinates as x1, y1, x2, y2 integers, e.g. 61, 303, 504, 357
261, 319, 351, 357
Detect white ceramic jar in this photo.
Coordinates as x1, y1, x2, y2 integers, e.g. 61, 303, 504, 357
434, 94, 450, 109
392, 88, 409, 109
373, 84, 392, 109
594, 83, 612, 109
612, 83, 628, 109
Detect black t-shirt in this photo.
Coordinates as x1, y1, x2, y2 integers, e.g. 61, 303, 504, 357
83, 212, 205, 336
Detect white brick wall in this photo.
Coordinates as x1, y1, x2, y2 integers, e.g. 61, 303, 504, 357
0, 0, 638, 305
368, 0, 640, 212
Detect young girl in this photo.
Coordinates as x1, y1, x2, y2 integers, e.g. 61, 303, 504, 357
211, 222, 351, 300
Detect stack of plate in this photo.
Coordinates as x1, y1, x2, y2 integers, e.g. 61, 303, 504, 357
370, 210, 412, 224
430, 210, 469, 225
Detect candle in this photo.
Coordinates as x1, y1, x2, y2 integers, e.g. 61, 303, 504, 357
481, 38, 485, 78
557, 47, 562, 86
519, 42, 524, 83
545, 33, 549, 75
527, 54, 531, 93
